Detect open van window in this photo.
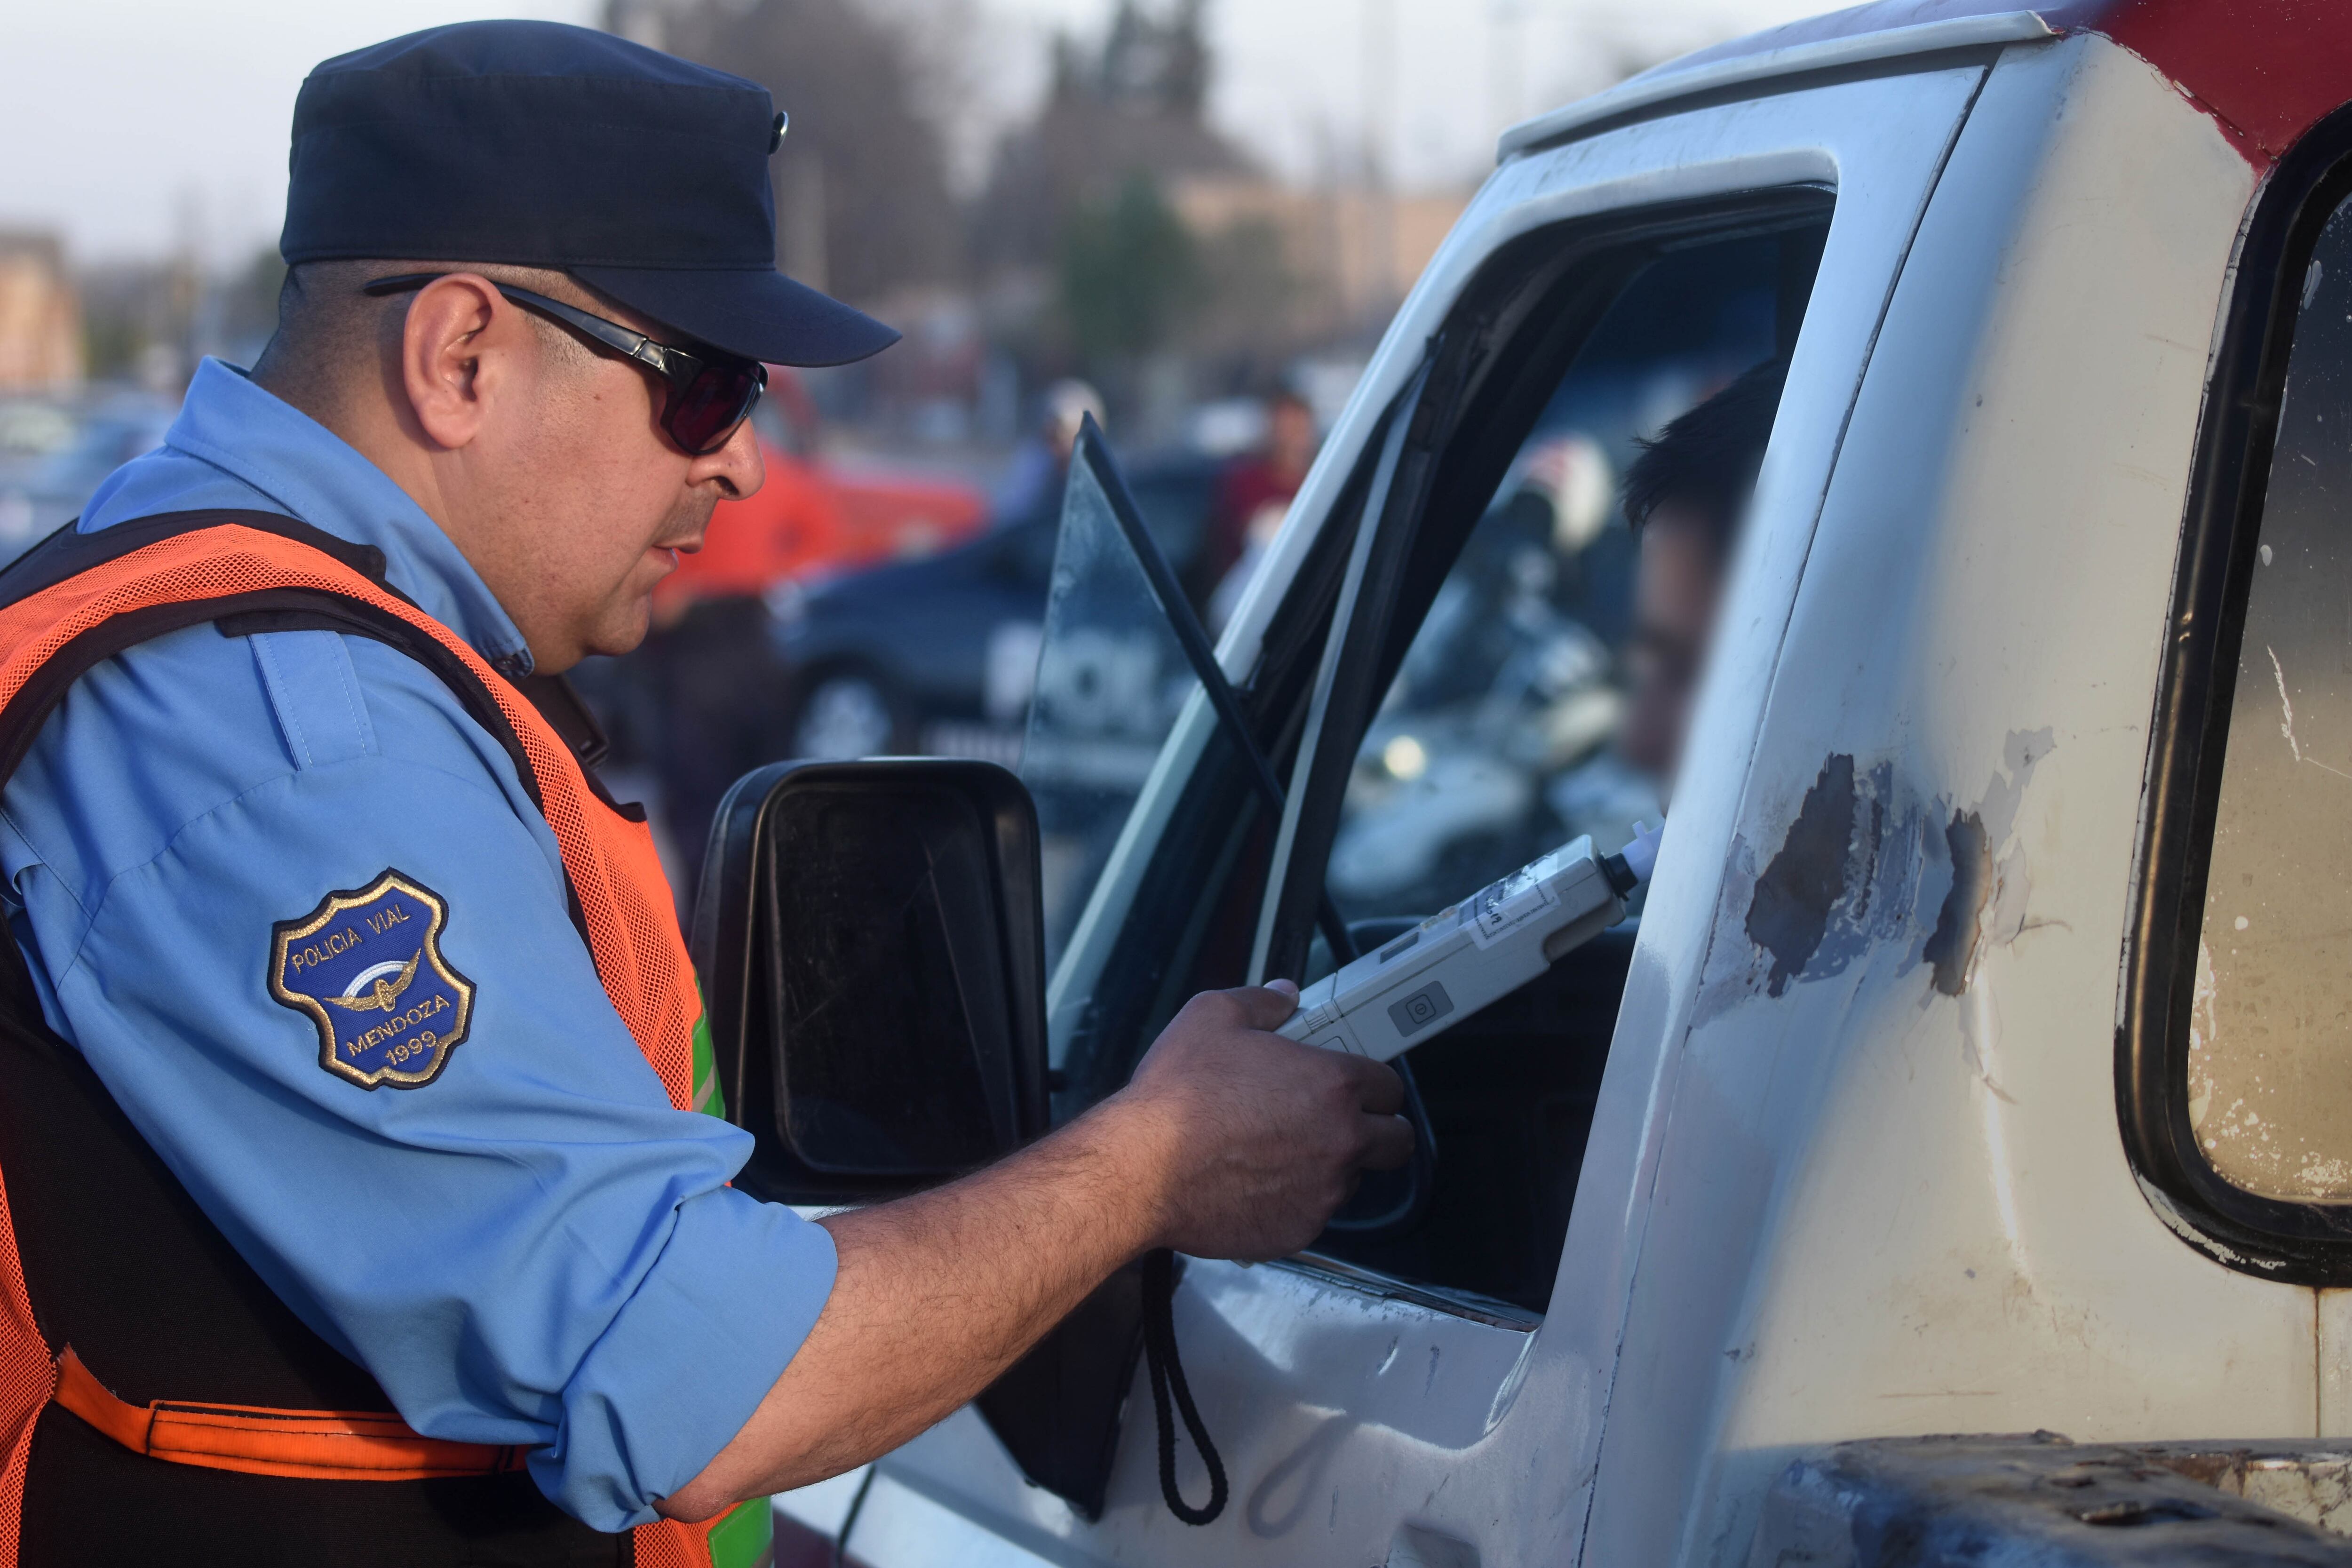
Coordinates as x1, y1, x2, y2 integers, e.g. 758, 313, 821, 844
1296, 217, 1828, 1308
1327, 242, 1800, 926
1024, 194, 1829, 1314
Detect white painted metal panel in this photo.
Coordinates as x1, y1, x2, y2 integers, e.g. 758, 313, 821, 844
1575, 35, 2294, 1568
846, 1470, 1061, 1568
772, 1465, 869, 1541
874, 61, 2002, 1568
869, 1262, 1536, 1565
1494, 10, 2054, 162
2320, 1290, 2352, 1435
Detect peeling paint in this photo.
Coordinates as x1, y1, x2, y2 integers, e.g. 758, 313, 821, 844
2133, 1170, 2287, 1272
1923, 729, 2055, 1013
1745, 756, 1859, 997
1707, 731, 2054, 1020
1926, 811, 1992, 997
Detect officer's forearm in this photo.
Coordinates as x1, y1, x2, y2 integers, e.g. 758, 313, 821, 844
657, 980, 1397, 1522
654, 1091, 1179, 1520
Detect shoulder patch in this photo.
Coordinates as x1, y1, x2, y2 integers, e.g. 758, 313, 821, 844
270, 869, 475, 1090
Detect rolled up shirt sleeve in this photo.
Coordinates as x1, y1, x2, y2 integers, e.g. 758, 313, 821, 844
3, 629, 833, 1529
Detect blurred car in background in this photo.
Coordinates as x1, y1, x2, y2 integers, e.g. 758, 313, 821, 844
651, 368, 985, 618
0, 392, 177, 563
768, 446, 1216, 763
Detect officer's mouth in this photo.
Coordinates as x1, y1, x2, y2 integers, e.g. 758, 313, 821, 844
628, 544, 686, 593
647, 530, 705, 572
647, 499, 717, 569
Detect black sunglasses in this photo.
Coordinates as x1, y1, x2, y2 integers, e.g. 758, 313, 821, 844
363, 273, 768, 457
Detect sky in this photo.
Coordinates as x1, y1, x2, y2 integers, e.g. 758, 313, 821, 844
0, 0, 1839, 268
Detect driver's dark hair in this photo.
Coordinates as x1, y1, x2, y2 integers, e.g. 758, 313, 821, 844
1621, 354, 1790, 549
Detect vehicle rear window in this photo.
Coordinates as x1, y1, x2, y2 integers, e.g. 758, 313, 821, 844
2188, 192, 2352, 1202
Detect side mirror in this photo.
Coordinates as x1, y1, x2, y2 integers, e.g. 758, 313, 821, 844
689, 758, 1051, 1203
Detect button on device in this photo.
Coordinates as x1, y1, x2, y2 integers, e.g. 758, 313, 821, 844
1387, 981, 1455, 1039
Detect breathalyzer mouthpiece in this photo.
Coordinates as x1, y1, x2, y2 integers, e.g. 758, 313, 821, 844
1600, 821, 1661, 899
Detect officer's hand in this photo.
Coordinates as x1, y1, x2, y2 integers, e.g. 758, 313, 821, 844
1114, 980, 1413, 1262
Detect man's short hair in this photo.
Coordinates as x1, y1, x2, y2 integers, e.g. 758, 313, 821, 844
253, 258, 602, 402
1621, 355, 1791, 550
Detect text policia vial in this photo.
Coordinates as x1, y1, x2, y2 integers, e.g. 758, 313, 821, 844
1279, 826, 1662, 1062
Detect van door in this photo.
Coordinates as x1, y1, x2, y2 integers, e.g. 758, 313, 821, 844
803, 53, 2013, 1568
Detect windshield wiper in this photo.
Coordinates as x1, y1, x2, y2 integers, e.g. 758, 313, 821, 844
1070, 413, 1361, 965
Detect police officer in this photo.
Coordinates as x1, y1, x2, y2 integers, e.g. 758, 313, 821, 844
0, 22, 1409, 1565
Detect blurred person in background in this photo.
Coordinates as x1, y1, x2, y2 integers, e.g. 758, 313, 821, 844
1616, 354, 1789, 796
989, 377, 1103, 531
1202, 387, 1317, 632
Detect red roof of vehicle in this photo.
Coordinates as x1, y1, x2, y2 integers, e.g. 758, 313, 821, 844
1663, 0, 2352, 168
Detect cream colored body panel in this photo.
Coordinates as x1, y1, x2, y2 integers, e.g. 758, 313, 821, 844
1588, 44, 2296, 1561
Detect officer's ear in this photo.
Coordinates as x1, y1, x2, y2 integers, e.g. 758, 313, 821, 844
396, 272, 521, 453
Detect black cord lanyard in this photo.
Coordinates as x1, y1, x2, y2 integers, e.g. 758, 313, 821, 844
1140, 1249, 1226, 1525
1069, 379, 1435, 1528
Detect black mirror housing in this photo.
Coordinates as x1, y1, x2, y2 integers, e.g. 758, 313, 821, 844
689, 758, 1051, 1203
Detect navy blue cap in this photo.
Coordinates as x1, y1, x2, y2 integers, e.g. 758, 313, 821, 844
280, 21, 898, 367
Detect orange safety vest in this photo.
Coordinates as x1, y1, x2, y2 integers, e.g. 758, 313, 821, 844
0, 511, 745, 1566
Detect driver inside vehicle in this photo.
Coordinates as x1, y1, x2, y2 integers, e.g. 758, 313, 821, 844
1616, 355, 1790, 796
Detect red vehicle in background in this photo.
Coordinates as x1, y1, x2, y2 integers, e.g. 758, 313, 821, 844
602, 368, 985, 893
652, 368, 985, 617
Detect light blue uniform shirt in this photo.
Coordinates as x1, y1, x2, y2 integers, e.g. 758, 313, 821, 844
0, 359, 835, 1530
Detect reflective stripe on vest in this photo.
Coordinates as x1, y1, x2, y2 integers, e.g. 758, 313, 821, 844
0, 521, 729, 1567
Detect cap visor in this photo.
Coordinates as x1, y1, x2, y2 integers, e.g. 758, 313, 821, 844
572, 265, 899, 367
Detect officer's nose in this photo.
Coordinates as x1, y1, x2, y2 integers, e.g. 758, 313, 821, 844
695, 414, 765, 501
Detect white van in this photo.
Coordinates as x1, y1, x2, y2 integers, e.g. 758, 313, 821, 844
716, 3, 2352, 1560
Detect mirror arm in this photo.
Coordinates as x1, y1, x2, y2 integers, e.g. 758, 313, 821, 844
1070, 413, 1359, 966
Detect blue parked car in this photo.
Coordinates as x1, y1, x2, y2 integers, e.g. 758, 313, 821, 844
770, 448, 1218, 760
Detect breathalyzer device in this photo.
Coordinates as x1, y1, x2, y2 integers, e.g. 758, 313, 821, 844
1277, 824, 1662, 1061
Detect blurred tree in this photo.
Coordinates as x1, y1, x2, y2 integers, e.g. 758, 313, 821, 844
1057, 174, 1200, 363
79, 277, 151, 382
218, 247, 288, 349
77, 259, 188, 384
972, 0, 1249, 279
604, 0, 961, 303
1193, 215, 1300, 359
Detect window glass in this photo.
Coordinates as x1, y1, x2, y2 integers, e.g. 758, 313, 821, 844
2193, 194, 2352, 1202
1019, 450, 1202, 974
1324, 235, 1794, 923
